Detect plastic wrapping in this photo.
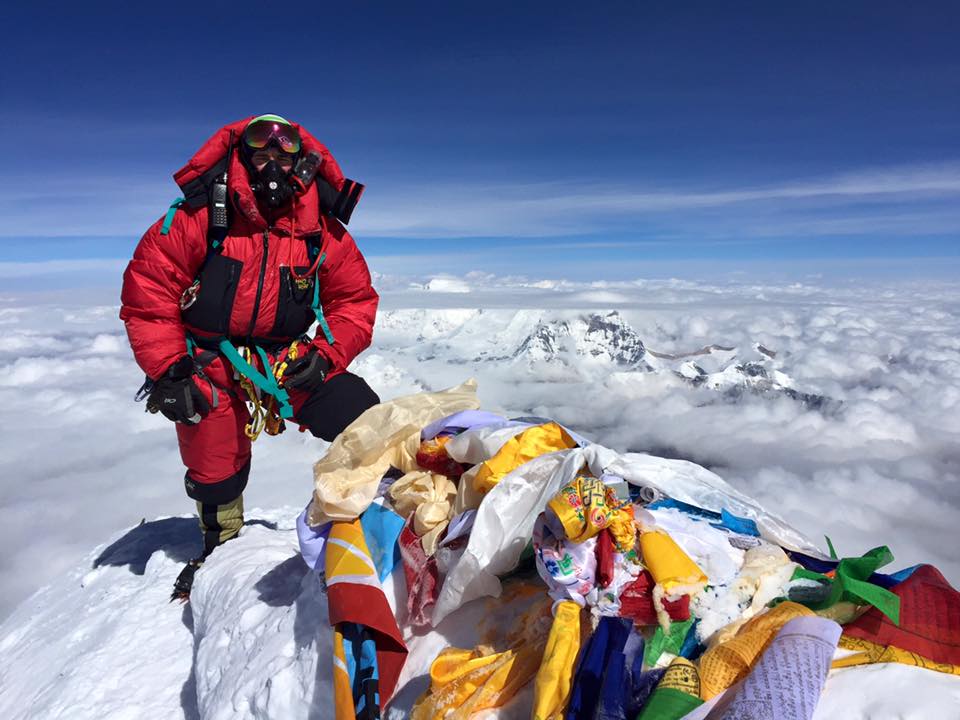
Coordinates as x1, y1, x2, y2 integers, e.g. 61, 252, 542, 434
308, 381, 480, 527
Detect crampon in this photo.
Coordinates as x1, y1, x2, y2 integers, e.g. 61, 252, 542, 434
170, 558, 204, 603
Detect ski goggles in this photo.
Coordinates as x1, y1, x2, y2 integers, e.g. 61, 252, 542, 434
242, 115, 301, 154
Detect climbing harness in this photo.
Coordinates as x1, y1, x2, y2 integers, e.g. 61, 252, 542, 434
236, 347, 269, 441
228, 339, 300, 441
211, 338, 292, 440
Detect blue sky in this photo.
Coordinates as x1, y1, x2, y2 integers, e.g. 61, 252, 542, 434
2, 1, 958, 279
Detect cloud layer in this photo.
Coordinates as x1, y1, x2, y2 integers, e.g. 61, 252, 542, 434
0, 274, 958, 621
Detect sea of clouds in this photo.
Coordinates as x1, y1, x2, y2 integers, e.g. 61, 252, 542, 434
0, 272, 958, 621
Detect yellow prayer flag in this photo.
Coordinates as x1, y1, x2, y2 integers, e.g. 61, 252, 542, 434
640, 530, 707, 594
532, 601, 582, 720
699, 601, 814, 700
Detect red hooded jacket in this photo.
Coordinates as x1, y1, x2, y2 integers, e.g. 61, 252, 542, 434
120, 118, 378, 381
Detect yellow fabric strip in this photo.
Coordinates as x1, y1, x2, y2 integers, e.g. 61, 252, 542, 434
450, 643, 543, 719
640, 529, 707, 594
532, 600, 582, 720
472, 422, 578, 494
834, 636, 960, 676
411, 602, 553, 720
429, 647, 504, 687
699, 601, 814, 700
332, 627, 356, 720
411, 642, 545, 720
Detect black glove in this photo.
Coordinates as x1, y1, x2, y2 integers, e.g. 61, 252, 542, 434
147, 356, 211, 425
282, 350, 330, 393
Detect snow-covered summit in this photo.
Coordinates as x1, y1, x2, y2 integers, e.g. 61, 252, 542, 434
2, 482, 958, 719
0, 506, 548, 720
512, 311, 650, 369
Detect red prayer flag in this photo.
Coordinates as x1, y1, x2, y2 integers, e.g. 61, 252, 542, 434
842, 564, 960, 666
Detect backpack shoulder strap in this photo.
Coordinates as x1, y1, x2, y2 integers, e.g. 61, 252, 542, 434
158, 196, 224, 273
160, 197, 185, 235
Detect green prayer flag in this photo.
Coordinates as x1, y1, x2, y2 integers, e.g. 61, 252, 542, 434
788, 546, 901, 625
644, 619, 694, 667
635, 687, 703, 720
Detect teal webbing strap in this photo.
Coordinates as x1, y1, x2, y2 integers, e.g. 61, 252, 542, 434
217, 340, 294, 419
160, 197, 185, 235
311, 253, 335, 345
185, 335, 196, 355
253, 345, 294, 419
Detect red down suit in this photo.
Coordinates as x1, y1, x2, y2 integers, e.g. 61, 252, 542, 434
120, 118, 379, 491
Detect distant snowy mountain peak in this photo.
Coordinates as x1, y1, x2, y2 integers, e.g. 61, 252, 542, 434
582, 312, 648, 365
512, 311, 649, 369
372, 308, 824, 407
513, 317, 570, 365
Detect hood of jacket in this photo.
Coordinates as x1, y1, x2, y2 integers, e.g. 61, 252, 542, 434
172, 117, 349, 235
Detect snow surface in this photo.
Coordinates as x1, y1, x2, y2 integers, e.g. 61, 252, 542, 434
2, 507, 958, 720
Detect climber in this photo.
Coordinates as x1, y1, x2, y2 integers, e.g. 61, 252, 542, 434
120, 115, 380, 600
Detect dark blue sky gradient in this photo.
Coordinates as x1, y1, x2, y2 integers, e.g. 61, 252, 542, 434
2, 1, 958, 277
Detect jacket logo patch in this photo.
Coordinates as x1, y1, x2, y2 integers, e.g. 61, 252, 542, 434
294, 277, 312, 291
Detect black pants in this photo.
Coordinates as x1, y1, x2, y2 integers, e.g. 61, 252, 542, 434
295, 372, 381, 442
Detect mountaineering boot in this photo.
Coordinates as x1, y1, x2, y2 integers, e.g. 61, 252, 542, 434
170, 495, 245, 602
171, 559, 204, 603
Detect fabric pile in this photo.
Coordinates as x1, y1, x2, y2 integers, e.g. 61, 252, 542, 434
297, 382, 960, 719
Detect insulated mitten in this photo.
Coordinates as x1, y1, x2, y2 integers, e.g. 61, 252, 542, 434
147, 355, 211, 425
282, 350, 330, 392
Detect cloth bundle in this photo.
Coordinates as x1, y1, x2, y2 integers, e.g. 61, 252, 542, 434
293, 392, 960, 720
389, 470, 457, 555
